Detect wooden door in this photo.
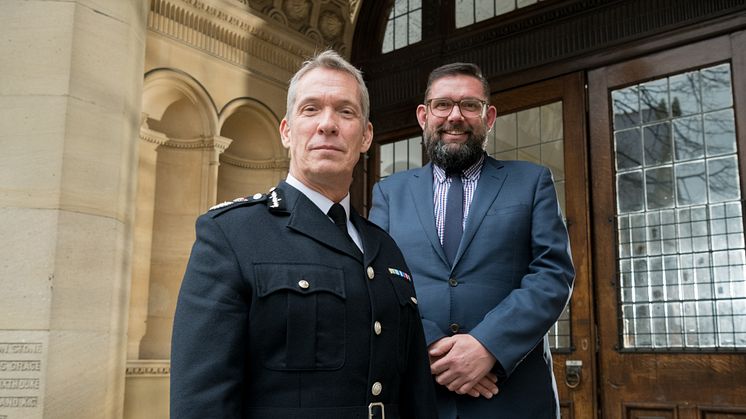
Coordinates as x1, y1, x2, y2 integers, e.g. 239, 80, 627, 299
589, 33, 746, 419
491, 72, 595, 419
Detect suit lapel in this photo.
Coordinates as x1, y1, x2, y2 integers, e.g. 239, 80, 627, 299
408, 164, 449, 266
454, 157, 506, 265
282, 184, 363, 261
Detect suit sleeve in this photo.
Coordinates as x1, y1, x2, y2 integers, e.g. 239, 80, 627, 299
470, 167, 574, 377
170, 214, 249, 419
370, 181, 447, 347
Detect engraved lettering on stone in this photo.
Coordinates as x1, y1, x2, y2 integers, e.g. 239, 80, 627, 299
0, 344, 42, 355
0, 340, 44, 417
0, 397, 38, 408
0, 362, 40, 372
0, 379, 40, 390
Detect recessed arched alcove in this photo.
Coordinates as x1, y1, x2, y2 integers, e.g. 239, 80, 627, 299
217, 98, 288, 202
133, 68, 220, 360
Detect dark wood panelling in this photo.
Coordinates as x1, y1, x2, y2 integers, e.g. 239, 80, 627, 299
353, 0, 746, 136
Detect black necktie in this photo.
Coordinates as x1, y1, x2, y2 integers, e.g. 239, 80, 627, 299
443, 171, 463, 265
328, 203, 350, 238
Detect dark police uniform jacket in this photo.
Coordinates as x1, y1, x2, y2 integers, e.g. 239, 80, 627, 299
170, 182, 438, 419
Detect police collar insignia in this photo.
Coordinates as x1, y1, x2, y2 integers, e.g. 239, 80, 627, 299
267, 187, 287, 212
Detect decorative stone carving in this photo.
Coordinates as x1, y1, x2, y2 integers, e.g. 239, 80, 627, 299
319, 10, 344, 39
148, 0, 315, 78
237, 0, 355, 55
283, 0, 312, 23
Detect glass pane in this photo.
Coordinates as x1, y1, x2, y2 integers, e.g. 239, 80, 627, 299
640, 78, 669, 123
475, 0, 493, 22
394, 16, 407, 50
494, 113, 517, 152
669, 70, 701, 117
617, 171, 644, 213
394, 0, 407, 15
517, 145, 540, 163
676, 161, 707, 206
382, 0, 422, 53
612, 63, 744, 350
380, 136, 422, 178
708, 156, 739, 203
542, 141, 564, 181
394, 139, 408, 173
409, 10, 422, 44
517, 107, 540, 147
541, 101, 563, 142
643, 122, 672, 165
382, 20, 394, 53
496, 0, 516, 15
379, 142, 394, 178
455, 0, 475, 28
408, 137, 422, 167
704, 109, 736, 156
615, 128, 642, 170
646, 167, 674, 210
673, 115, 704, 161
701, 64, 733, 111
612, 86, 640, 130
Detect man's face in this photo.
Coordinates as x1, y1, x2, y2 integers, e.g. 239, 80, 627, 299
417, 75, 497, 172
280, 67, 373, 190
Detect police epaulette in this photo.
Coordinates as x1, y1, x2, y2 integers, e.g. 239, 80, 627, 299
208, 193, 267, 216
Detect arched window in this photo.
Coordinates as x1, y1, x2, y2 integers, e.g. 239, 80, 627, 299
381, 0, 422, 53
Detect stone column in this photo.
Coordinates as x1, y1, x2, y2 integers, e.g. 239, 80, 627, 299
127, 124, 169, 360
0, 1, 148, 418
201, 136, 234, 212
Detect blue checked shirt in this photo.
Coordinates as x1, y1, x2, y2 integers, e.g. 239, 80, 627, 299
433, 153, 485, 245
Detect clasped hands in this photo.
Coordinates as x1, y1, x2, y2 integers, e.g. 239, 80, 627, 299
429, 334, 499, 398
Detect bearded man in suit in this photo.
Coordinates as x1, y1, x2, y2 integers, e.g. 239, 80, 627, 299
369, 62, 574, 419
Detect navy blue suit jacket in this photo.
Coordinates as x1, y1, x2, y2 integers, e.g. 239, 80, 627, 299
369, 157, 574, 419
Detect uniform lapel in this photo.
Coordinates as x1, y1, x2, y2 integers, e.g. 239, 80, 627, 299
454, 157, 506, 265
282, 184, 363, 261
351, 211, 380, 266
408, 164, 449, 266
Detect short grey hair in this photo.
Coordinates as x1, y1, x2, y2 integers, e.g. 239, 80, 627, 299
285, 50, 370, 122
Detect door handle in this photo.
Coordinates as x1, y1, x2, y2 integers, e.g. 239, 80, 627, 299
565, 360, 582, 388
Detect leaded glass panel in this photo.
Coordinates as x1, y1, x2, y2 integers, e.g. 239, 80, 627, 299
613, 63, 745, 349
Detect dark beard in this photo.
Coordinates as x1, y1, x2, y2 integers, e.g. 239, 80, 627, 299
425, 131, 485, 173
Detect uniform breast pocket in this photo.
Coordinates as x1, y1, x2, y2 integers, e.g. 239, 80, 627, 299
388, 275, 419, 371
253, 263, 346, 371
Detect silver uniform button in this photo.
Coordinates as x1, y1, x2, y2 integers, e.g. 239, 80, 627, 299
410, 297, 418, 304
367, 266, 375, 279
371, 382, 382, 396
252, 193, 262, 200
374, 321, 382, 335
298, 280, 309, 289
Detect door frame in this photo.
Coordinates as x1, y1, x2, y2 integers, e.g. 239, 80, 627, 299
588, 32, 746, 419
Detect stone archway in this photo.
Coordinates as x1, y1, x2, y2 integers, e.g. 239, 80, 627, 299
217, 98, 288, 201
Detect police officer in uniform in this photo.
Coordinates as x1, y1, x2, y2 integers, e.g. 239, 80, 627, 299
170, 50, 438, 419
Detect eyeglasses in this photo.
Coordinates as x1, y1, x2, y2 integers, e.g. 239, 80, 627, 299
426, 98, 487, 118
